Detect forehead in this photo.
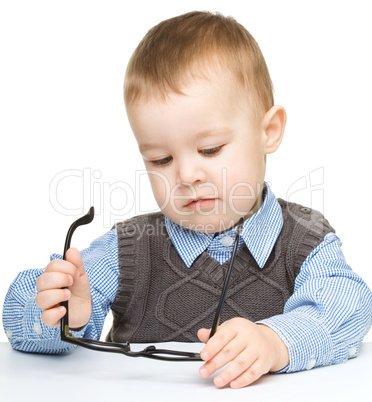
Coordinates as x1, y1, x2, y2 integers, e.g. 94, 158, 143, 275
126, 74, 252, 141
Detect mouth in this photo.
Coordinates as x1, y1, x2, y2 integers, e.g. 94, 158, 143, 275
184, 198, 216, 210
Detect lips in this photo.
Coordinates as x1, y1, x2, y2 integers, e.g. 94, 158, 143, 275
184, 198, 216, 210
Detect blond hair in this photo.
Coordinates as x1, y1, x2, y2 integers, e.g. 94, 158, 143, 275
124, 11, 274, 124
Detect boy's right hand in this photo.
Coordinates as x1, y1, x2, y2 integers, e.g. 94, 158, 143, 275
35, 248, 92, 330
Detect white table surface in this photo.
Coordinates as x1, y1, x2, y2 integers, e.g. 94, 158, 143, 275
1, 341, 371, 401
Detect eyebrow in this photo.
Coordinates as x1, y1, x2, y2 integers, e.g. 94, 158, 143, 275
138, 128, 233, 153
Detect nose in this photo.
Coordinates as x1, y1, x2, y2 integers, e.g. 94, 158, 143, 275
176, 157, 208, 186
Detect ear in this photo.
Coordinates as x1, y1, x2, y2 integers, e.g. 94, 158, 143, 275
262, 105, 286, 154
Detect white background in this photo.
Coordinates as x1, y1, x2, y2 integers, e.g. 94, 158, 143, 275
0, 0, 371, 343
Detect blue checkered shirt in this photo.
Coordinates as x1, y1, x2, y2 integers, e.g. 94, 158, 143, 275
3, 184, 372, 372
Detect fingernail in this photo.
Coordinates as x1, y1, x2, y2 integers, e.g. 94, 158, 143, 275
200, 367, 209, 377
67, 275, 73, 286
64, 289, 71, 298
215, 376, 224, 386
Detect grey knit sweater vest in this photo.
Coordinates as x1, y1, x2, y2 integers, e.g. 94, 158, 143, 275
107, 199, 334, 343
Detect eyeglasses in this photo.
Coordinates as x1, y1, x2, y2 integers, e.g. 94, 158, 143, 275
60, 207, 244, 361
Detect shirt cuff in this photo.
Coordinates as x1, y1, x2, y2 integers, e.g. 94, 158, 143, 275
14, 296, 92, 353
257, 312, 333, 373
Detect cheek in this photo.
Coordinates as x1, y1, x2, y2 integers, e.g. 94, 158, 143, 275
226, 144, 264, 184
223, 163, 261, 208
225, 179, 258, 215
148, 172, 170, 206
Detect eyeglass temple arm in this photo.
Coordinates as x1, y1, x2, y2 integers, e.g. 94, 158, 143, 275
209, 218, 244, 339
60, 207, 95, 340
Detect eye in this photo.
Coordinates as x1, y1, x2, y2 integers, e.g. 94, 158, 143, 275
199, 145, 223, 156
150, 156, 173, 167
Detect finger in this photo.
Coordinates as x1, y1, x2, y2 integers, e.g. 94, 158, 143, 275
41, 306, 66, 327
200, 325, 236, 362
211, 349, 257, 388
35, 288, 71, 310
229, 358, 268, 389
199, 337, 244, 378
197, 328, 211, 343
36, 272, 73, 292
45, 259, 80, 279
65, 248, 90, 299
65, 248, 85, 277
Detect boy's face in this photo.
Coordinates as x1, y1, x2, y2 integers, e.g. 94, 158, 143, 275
127, 74, 268, 233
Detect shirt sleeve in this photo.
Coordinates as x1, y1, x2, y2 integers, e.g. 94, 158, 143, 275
2, 229, 119, 354
257, 232, 372, 373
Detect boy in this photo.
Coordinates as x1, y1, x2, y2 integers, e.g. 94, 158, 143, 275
3, 11, 372, 389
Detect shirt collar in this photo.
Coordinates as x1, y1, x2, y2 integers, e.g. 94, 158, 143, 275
165, 182, 283, 268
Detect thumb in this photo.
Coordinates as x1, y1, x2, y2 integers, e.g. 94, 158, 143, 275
65, 247, 85, 276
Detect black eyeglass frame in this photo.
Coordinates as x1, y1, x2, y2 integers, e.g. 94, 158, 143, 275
60, 207, 243, 361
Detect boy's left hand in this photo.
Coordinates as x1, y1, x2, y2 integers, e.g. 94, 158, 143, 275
197, 317, 289, 389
